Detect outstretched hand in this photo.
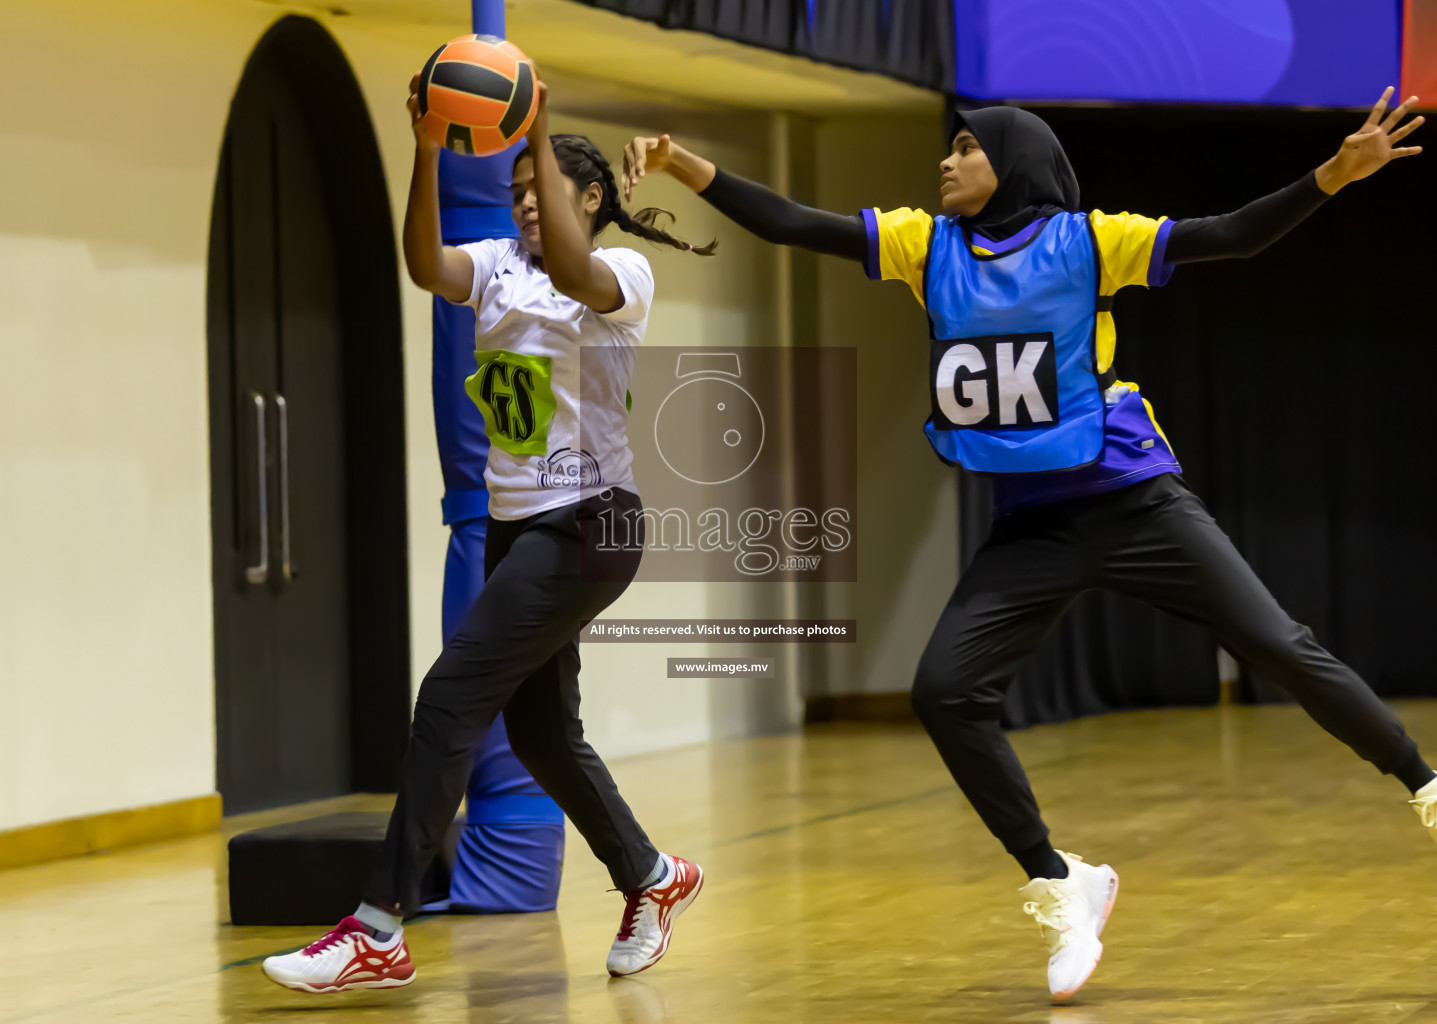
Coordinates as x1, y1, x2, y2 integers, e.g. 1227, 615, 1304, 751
621, 135, 674, 202
1317, 87, 1424, 193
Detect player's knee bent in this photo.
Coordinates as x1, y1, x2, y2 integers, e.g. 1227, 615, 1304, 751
413, 665, 473, 711
911, 657, 992, 724
403, 697, 489, 765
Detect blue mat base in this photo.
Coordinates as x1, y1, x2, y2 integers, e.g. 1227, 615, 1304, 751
423, 821, 565, 914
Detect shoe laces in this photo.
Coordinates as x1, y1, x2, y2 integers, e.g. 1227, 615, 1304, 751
616, 889, 649, 942
303, 918, 363, 957
1412, 793, 1437, 828
1023, 890, 1072, 951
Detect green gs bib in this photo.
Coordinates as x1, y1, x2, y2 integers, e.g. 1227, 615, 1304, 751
465, 350, 557, 458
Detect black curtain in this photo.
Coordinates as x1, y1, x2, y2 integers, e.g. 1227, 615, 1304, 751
956, 103, 1437, 728
572, 0, 954, 92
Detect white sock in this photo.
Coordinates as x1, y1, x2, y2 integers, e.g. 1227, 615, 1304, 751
354, 901, 403, 937
637, 853, 672, 890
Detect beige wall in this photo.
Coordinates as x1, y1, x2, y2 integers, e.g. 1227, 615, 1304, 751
0, 0, 268, 832
808, 114, 960, 697
0, 0, 787, 831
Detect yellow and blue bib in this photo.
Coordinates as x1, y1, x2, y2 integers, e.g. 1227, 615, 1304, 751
923, 212, 1104, 473
862, 204, 1184, 509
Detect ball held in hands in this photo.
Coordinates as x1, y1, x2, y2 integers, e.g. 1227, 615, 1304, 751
416, 34, 539, 157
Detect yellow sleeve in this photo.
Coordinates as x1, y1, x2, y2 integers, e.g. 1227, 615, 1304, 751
869, 207, 934, 308
1089, 210, 1168, 296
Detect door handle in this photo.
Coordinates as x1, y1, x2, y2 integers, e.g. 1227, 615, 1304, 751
245, 392, 269, 585
275, 393, 292, 582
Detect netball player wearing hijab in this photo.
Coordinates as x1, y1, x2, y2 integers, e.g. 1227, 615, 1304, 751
262, 78, 715, 993
623, 88, 1426, 1000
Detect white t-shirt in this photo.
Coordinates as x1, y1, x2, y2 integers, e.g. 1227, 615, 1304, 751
457, 237, 653, 520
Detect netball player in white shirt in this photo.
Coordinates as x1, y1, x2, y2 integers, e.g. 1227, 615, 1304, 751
263, 76, 714, 993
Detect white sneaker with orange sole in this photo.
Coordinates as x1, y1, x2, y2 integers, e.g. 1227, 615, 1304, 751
606, 854, 704, 977
1018, 851, 1119, 1002
261, 915, 416, 993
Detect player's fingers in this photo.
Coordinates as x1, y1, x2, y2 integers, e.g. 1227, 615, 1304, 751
626, 145, 644, 198
1391, 116, 1425, 142
1392, 145, 1424, 158
1364, 86, 1394, 127
1381, 97, 1416, 133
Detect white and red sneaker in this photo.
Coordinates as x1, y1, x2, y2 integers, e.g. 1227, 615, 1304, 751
606, 854, 704, 977
261, 915, 416, 993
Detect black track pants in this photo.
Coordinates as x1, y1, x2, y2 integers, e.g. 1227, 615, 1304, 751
367, 489, 658, 913
911, 473, 1417, 855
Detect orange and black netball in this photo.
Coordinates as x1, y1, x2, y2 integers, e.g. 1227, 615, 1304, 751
418, 35, 538, 157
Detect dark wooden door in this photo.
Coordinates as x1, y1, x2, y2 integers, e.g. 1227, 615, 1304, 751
209, 49, 350, 814
209, 16, 413, 815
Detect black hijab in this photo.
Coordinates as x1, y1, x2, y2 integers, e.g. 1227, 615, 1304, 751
951, 106, 1081, 242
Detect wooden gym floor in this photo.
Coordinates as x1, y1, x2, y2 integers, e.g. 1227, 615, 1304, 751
8, 702, 1437, 1024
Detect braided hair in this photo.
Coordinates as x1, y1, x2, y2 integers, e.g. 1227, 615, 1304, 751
515, 133, 717, 256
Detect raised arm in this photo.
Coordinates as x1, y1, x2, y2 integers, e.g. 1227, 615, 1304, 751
526, 82, 626, 313
622, 135, 867, 262
1168, 87, 1424, 264
403, 74, 477, 303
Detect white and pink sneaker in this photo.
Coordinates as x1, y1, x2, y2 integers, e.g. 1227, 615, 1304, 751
262, 915, 416, 993
1018, 851, 1119, 1002
606, 854, 704, 977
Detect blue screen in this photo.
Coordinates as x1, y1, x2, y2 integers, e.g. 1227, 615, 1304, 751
954, 0, 1402, 107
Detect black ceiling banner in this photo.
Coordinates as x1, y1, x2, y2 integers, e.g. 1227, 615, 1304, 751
572, 0, 954, 93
